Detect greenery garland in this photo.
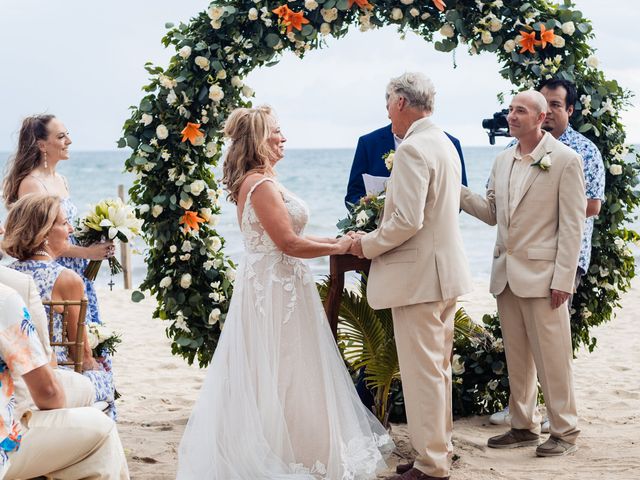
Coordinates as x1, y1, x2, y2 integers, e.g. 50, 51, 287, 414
122, 0, 639, 367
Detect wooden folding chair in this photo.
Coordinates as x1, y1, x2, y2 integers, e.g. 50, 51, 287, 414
42, 298, 88, 373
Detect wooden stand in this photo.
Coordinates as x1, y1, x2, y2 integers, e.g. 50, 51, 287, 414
323, 254, 371, 339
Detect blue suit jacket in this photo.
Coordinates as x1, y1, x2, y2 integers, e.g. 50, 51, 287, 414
344, 124, 468, 208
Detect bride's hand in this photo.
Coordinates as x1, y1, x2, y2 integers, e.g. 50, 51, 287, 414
334, 236, 353, 255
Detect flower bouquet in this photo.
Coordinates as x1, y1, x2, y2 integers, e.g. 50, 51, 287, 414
86, 323, 122, 357
75, 198, 143, 281
337, 193, 386, 235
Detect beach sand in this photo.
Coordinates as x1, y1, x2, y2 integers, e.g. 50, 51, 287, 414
105, 279, 640, 479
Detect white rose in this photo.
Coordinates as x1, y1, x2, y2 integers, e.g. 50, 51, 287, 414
205, 142, 217, 158
320, 8, 338, 23
178, 45, 192, 59
199, 207, 212, 221
391, 8, 403, 20
242, 85, 254, 98
156, 125, 169, 140
208, 308, 221, 325
586, 55, 599, 69
166, 89, 178, 105
248, 8, 258, 20
209, 236, 222, 252
452, 354, 465, 375
203, 260, 214, 270
169, 245, 177, 253
208, 214, 220, 227
140, 113, 153, 126
320, 23, 331, 35
226, 268, 236, 282
138, 204, 150, 214
181, 240, 193, 253
355, 211, 369, 227
305, 0, 319, 10
609, 164, 623, 175
209, 84, 225, 102
400, 0, 413, 4
159, 276, 172, 288
87, 330, 100, 350
151, 205, 163, 218
195, 56, 210, 71
489, 18, 502, 32
190, 180, 206, 196
208, 6, 224, 20
552, 35, 565, 48
384, 152, 395, 171
231, 76, 244, 88
503, 39, 516, 53
216, 69, 227, 80
540, 154, 552, 168
440, 24, 455, 38
179, 197, 193, 210
159, 75, 177, 89
211, 20, 222, 29
561, 21, 575, 35
409, 7, 419, 17
481, 30, 493, 44
180, 273, 192, 289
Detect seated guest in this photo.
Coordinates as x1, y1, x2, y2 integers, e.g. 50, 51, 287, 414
0, 283, 129, 479
0, 264, 95, 417
2, 194, 117, 419
345, 123, 468, 208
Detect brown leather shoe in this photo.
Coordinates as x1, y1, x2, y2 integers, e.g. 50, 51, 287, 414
487, 428, 540, 449
388, 467, 449, 479
395, 460, 414, 474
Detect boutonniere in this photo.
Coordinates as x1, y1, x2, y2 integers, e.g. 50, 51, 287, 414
383, 150, 395, 172
531, 152, 552, 171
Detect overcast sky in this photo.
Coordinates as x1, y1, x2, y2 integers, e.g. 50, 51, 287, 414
1, 1, 638, 150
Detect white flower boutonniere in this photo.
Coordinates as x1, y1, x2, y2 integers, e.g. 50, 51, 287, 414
531, 152, 552, 171
383, 150, 395, 171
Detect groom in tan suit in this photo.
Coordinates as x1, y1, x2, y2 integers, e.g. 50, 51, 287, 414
461, 90, 585, 457
350, 72, 472, 480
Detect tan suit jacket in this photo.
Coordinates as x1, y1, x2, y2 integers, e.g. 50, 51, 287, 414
361, 117, 472, 309
460, 132, 586, 297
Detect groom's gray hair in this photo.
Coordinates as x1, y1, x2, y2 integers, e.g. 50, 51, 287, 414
386, 72, 436, 113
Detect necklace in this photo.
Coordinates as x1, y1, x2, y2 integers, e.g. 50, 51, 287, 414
33, 250, 52, 259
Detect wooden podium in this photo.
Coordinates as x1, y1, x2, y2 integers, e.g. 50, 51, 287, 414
323, 254, 371, 339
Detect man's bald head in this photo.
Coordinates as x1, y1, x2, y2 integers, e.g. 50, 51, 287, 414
514, 90, 548, 115
507, 90, 547, 141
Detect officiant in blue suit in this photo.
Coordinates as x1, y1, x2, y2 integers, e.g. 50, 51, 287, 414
345, 124, 468, 208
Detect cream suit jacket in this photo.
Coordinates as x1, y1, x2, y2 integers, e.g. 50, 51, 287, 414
460, 132, 586, 297
361, 117, 472, 309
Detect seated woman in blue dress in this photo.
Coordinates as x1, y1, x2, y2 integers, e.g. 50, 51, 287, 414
2, 194, 117, 419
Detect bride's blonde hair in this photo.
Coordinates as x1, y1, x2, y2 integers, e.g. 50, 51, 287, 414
222, 105, 276, 204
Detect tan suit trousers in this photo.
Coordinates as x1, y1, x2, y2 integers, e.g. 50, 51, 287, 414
392, 298, 457, 478
4, 407, 129, 479
497, 285, 579, 443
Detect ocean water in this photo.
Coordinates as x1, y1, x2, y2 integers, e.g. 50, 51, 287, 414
1, 147, 636, 288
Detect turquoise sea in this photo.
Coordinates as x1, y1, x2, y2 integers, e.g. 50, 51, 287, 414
1, 147, 637, 288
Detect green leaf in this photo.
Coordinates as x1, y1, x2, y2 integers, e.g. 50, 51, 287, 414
165, 22, 175, 29
140, 144, 155, 153
131, 290, 145, 302
175, 336, 192, 346
126, 135, 140, 149
264, 33, 281, 48
578, 123, 593, 133
140, 99, 153, 112
117, 138, 127, 149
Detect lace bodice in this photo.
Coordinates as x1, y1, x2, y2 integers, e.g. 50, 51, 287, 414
241, 177, 309, 254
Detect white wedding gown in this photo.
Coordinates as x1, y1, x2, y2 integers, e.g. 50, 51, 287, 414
177, 177, 393, 479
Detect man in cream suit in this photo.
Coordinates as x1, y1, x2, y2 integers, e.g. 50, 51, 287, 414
350, 72, 472, 480
0, 264, 95, 413
460, 90, 585, 457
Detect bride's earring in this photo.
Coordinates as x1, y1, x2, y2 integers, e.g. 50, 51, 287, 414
43, 151, 48, 169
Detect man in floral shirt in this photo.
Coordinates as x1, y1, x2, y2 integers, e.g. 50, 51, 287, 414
539, 78, 606, 282
0, 283, 129, 479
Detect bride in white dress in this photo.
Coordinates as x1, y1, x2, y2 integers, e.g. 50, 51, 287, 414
177, 106, 393, 479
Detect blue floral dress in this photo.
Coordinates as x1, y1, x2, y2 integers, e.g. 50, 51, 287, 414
10, 259, 116, 419
58, 197, 103, 325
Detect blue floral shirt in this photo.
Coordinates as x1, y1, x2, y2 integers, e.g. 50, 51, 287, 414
0, 286, 48, 473
557, 125, 605, 273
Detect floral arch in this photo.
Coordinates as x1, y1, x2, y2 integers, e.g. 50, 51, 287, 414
122, 0, 640, 367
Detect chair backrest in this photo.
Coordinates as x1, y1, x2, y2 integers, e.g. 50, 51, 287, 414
42, 298, 88, 373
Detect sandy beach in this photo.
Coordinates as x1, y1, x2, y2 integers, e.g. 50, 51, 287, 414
106, 278, 640, 479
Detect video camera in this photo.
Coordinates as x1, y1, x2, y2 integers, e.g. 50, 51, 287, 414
482, 109, 511, 145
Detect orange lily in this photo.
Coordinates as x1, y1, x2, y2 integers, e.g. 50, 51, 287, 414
179, 211, 206, 233
433, 0, 446, 12
272, 4, 292, 21
519, 30, 537, 54
538, 23, 555, 49
286, 10, 310, 33
181, 122, 204, 145
348, 0, 372, 9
